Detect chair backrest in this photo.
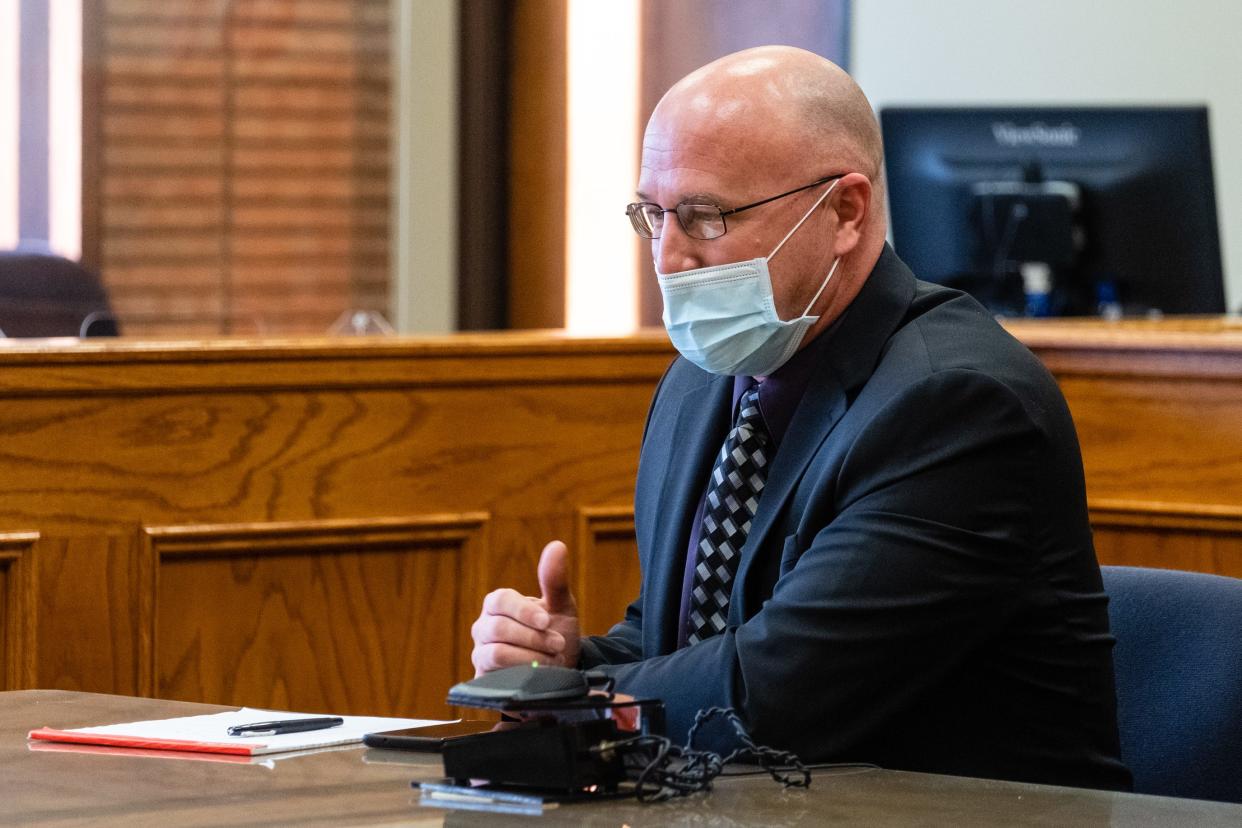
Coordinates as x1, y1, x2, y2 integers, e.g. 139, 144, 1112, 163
1102, 565, 1242, 803
0, 252, 119, 337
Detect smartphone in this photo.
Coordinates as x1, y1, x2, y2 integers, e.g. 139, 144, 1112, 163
362, 720, 504, 752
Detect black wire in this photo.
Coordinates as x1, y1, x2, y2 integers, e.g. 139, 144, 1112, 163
597, 707, 818, 803
693, 707, 811, 791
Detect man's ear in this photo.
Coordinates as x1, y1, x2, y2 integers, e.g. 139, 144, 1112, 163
830, 173, 872, 257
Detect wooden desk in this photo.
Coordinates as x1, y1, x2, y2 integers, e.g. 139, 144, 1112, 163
4, 690, 1241, 826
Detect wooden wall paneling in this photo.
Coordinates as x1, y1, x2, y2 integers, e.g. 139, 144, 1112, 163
1090, 503, 1242, 578
141, 515, 487, 718
0, 335, 672, 707
33, 534, 144, 695
507, 0, 567, 329
0, 534, 38, 690
1062, 375, 1242, 509
480, 516, 565, 609
453, 368, 654, 603
574, 506, 640, 637
450, 405, 648, 625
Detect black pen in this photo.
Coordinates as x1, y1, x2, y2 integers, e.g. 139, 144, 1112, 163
227, 717, 344, 737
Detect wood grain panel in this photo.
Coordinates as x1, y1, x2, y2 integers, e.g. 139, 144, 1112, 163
1008, 320, 1242, 391
0, 334, 670, 705
0, 534, 37, 690
1091, 501, 1242, 577
1060, 376, 1242, 508
1093, 525, 1242, 579
0, 392, 643, 529
575, 507, 641, 637
34, 534, 145, 695
141, 516, 486, 718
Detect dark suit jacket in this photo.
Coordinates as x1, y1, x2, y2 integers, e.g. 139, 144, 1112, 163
579, 246, 1131, 791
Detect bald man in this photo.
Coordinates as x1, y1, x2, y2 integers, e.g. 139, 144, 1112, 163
472, 47, 1130, 791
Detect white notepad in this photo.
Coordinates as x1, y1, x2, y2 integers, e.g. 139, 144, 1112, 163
29, 707, 447, 756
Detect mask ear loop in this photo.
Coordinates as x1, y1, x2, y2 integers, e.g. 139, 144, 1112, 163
764, 177, 843, 319
767, 177, 841, 261
799, 256, 841, 317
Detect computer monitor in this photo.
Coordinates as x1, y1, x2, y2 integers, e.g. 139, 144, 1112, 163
880, 106, 1225, 316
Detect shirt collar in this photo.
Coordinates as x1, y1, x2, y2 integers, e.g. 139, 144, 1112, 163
729, 316, 843, 448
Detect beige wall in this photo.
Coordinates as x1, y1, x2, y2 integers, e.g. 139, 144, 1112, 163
394, 0, 458, 333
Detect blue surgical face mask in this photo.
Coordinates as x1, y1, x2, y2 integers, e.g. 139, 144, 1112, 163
656, 179, 841, 377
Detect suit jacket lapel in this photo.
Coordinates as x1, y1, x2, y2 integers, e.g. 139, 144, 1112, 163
731, 245, 918, 619
645, 371, 732, 656
730, 370, 849, 621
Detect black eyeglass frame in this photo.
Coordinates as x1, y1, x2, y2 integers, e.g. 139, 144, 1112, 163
625, 173, 847, 240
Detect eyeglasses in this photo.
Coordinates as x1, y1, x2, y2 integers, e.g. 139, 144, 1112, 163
625, 174, 845, 240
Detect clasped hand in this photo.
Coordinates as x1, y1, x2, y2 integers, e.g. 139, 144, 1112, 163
470, 540, 582, 675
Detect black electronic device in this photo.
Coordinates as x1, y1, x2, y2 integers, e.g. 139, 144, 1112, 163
361, 720, 504, 752
881, 106, 1225, 317
446, 664, 595, 708
447, 664, 665, 732
435, 665, 668, 797
441, 717, 627, 793
429, 672, 819, 804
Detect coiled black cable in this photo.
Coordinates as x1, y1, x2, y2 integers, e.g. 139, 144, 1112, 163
595, 706, 813, 802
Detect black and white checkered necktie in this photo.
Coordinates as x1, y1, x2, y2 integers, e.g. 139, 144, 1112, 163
688, 384, 771, 645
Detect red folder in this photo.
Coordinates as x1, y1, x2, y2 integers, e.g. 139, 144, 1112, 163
28, 728, 261, 756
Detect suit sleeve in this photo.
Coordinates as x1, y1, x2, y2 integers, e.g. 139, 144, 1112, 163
578, 357, 681, 668
579, 601, 645, 665
587, 368, 1045, 756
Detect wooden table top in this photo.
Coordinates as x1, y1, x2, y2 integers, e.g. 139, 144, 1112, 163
4, 690, 1242, 826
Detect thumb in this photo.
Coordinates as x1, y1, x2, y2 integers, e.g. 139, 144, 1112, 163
537, 540, 576, 616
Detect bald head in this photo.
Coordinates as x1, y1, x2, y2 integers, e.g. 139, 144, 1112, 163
652, 46, 884, 194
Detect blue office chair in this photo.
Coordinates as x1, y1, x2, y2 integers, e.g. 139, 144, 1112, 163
1102, 565, 1242, 803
